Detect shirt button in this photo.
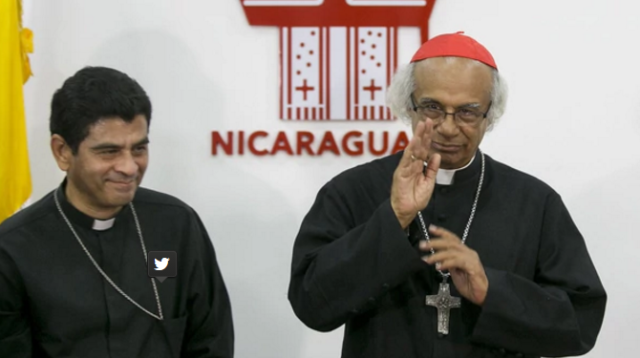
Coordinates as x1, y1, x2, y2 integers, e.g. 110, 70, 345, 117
350, 308, 359, 314
382, 283, 389, 290
437, 214, 447, 222
368, 297, 375, 303
440, 187, 449, 194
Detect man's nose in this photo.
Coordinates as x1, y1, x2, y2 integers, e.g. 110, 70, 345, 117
114, 151, 138, 177
436, 113, 459, 137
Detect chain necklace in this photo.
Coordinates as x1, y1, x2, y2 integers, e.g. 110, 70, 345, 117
416, 151, 485, 281
53, 189, 164, 320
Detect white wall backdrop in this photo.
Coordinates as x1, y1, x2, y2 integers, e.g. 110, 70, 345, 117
21, 0, 639, 357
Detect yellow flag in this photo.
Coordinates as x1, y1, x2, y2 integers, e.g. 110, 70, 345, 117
0, 0, 33, 224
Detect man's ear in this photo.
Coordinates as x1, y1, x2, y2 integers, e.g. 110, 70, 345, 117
50, 134, 72, 171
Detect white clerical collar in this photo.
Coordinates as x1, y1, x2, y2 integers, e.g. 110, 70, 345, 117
92, 218, 115, 231
436, 155, 476, 186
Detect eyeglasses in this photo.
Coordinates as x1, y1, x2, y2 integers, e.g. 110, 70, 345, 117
410, 95, 492, 127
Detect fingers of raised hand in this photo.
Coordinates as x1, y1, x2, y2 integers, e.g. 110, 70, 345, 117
412, 122, 431, 163
400, 138, 425, 171
423, 153, 440, 182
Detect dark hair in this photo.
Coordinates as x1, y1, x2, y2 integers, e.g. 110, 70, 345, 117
50, 66, 152, 153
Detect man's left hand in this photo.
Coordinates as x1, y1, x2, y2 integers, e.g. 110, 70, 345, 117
420, 225, 489, 306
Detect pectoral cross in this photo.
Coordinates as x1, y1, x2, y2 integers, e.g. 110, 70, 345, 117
425, 278, 461, 335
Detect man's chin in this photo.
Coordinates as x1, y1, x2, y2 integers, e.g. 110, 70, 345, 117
438, 153, 464, 170
106, 190, 137, 206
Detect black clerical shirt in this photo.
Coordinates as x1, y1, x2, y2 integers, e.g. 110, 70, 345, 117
0, 184, 234, 358
288, 151, 606, 358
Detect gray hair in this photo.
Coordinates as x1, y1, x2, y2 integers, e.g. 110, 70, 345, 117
386, 57, 508, 131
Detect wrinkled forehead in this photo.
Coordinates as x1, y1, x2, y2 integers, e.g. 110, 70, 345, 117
413, 57, 494, 101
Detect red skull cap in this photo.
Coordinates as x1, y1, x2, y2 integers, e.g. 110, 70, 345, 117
410, 31, 497, 70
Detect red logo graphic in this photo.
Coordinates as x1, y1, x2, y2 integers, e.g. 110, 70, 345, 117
240, 0, 436, 121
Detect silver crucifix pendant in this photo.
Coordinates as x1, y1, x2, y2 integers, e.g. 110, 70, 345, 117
425, 277, 461, 335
